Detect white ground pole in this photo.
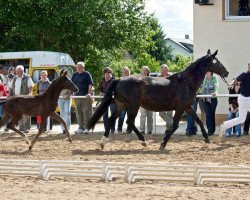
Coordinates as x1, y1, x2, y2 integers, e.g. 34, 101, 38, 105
0, 159, 249, 185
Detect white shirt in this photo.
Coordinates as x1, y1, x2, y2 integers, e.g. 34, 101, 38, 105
0, 74, 7, 85
14, 75, 34, 95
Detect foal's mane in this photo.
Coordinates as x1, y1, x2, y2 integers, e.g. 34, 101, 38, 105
35, 76, 62, 98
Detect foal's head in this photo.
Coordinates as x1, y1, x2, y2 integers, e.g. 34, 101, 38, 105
59, 70, 78, 92
205, 49, 229, 80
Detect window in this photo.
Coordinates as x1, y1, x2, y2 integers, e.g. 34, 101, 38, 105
225, 0, 250, 20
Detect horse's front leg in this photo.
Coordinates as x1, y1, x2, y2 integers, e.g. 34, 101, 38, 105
29, 117, 47, 150
160, 110, 183, 150
185, 107, 210, 143
51, 112, 72, 142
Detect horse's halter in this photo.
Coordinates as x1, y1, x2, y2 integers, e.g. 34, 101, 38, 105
212, 57, 230, 87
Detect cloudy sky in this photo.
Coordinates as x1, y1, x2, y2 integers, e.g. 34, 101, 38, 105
145, 0, 193, 39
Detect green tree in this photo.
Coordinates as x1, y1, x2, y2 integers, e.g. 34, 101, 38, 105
0, 0, 159, 83
148, 18, 173, 64
0, 0, 155, 60
167, 54, 193, 73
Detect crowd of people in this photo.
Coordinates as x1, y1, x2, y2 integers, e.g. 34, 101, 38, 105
0, 62, 249, 138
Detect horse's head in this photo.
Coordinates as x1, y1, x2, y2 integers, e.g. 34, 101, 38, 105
206, 49, 229, 83
60, 70, 78, 92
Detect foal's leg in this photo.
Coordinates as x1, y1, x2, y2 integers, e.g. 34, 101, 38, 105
126, 107, 146, 146
160, 110, 184, 150
29, 117, 47, 150
185, 107, 210, 143
51, 112, 72, 142
6, 115, 30, 146
0, 113, 11, 128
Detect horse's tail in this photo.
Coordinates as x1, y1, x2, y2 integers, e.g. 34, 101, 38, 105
87, 79, 119, 130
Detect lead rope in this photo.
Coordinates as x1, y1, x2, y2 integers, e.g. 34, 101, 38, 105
220, 76, 230, 87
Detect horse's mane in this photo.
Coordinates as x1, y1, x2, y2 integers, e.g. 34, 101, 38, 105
35, 76, 61, 97
179, 55, 209, 76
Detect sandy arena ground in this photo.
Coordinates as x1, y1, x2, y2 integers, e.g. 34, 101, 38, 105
0, 124, 249, 200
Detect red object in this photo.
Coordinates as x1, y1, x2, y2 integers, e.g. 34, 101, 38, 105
0, 84, 7, 96
37, 116, 41, 124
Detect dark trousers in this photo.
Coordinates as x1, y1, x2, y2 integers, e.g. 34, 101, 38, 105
244, 111, 250, 133
186, 98, 205, 133
186, 98, 198, 133
204, 98, 218, 135
103, 102, 116, 132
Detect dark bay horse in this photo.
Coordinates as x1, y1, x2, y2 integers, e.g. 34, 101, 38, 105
87, 50, 229, 150
0, 70, 78, 150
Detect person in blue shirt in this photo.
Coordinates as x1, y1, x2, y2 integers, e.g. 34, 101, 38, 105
221, 63, 250, 137
71, 62, 94, 134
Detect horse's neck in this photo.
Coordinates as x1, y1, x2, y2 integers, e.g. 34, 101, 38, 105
183, 61, 207, 92
44, 84, 63, 106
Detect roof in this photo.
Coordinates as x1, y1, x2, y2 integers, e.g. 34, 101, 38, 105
0, 51, 75, 67
166, 38, 193, 53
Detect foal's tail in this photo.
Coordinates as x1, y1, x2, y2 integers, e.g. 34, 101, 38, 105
87, 79, 119, 130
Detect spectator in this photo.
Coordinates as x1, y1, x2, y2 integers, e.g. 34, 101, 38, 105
185, 85, 205, 136
8, 67, 16, 75
37, 71, 53, 131
140, 66, 153, 135
221, 63, 250, 137
243, 112, 249, 135
157, 64, 173, 130
58, 71, 73, 134
10, 65, 34, 133
0, 65, 7, 85
5, 73, 14, 95
99, 67, 116, 134
225, 79, 241, 137
37, 71, 51, 93
1, 66, 8, 85
72, 62, 93, 134
0, 79, 7, 119
202, 71, 219, 136
117, 67, 132, 134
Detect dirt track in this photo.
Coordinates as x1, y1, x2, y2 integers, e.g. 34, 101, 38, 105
0, 131, 249, 165
0, 130, 249, 199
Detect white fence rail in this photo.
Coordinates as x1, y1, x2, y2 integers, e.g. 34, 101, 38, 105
0, 159, 40, 176
0, 159, 249, 185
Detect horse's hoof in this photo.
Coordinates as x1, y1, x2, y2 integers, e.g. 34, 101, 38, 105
141, 141, 147, 147
220, 136, 226, 143
29, 146, 32, 150
25, 138, 31, 146
84, 129, 89, 134
101, 136, 109, 144
159, 143, 166, 151
68, 137, 72, 143
205, 138, 210, 143
100, 143, 104, 150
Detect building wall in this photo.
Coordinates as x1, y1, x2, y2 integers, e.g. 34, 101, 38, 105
194, 0, 250, 115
